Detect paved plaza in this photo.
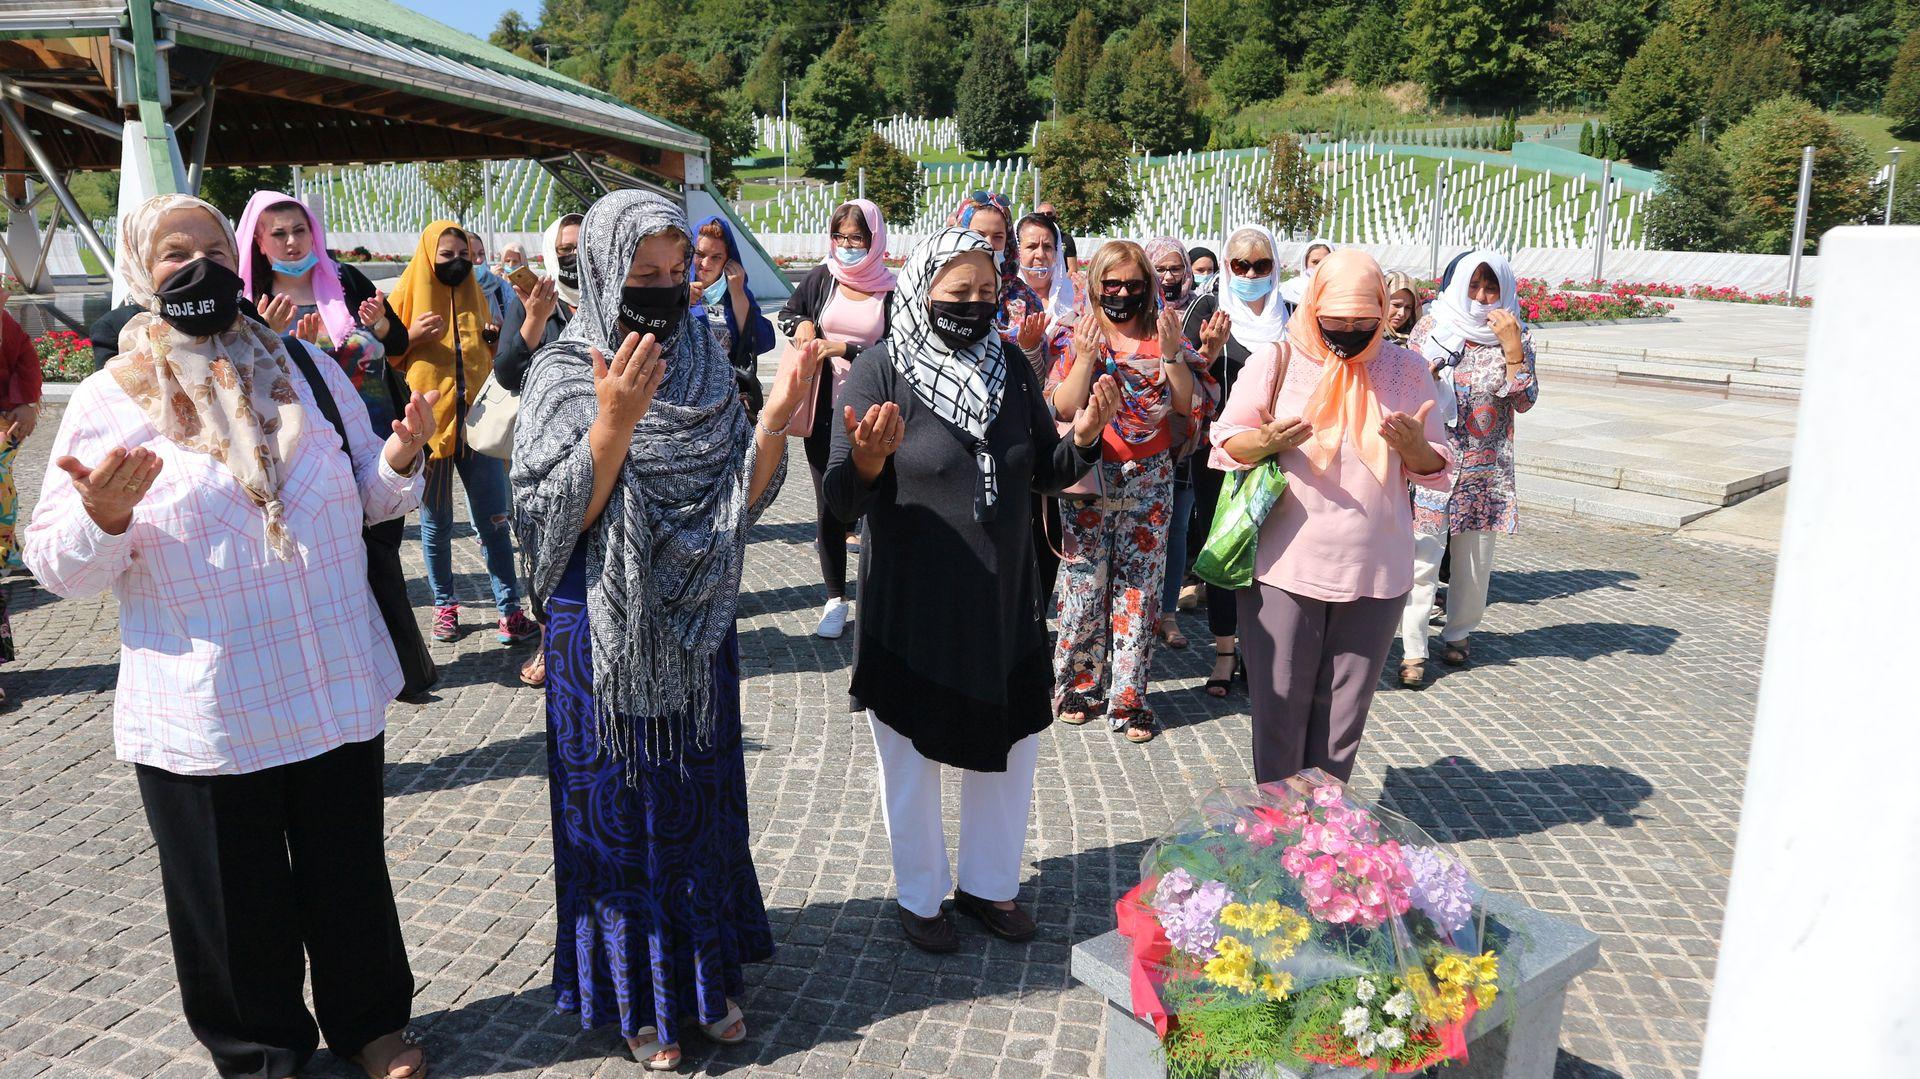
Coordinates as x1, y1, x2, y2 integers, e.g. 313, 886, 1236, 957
0, 400, 1772, 1079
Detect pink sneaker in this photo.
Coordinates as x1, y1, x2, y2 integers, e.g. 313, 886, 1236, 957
432, 604, 460, 642
499, 609, 539, 644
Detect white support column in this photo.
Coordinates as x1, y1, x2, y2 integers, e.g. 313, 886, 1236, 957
1698, 225, 1920, 1076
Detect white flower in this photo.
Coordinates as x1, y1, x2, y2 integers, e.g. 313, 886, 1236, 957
1355, 1033, 1378, 1057
1340, 1006, 1371, 1038
1383, 991, 1415, 1019
1376, 1028, 1406, 1051
1355, 977, 1376, 1002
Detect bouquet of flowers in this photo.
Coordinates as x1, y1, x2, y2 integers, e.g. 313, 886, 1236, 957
1116, 771, 1502, 1077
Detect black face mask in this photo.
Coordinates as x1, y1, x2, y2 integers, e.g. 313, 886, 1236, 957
1099, 292, 1149, 324
1319, 324, 1378, 359
154, 257, 243, 337
556, 252, 579, 290
928, 300, 996, 349
434, 257, 472, 287
617, 283, 688, 342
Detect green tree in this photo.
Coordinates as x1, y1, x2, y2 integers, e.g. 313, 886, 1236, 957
1402, 0, 1548, 102
1607, 22, 1702, 162
844, 132, 925, 222
1054, 8, 1104, 113
418, 162, 486, 223
1254, 133, 1326, 237
199, 166, 292, 222
956, 11, 1032, 157
1645, 138, 1732, 250
1115, 27, 1195, 151
1718, 95, 1876, 252
1883, 27, 1920, 137
869, 0, 963, 116
1343, 7, 1403, 89
1030, 115, 1138, 231
1212, 37, 1286, 109
612, 52, 753, 189
791, 26, 887, 172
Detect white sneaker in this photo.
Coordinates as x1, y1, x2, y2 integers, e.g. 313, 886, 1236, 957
816, 598, 852, 639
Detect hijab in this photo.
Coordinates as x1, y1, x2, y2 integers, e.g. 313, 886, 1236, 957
1426, 249, 1521, 357
826, 198, 898, 294
511, 190, 779, 776
1278, 237, 1334, 308
236, 191, 354, 348
108, 193, 306, 560
1143, 236, 1193, 310
891, 228, 1008, 514
1219, 225, 1288, 352
1383, 270, 1423, 345
1013, 212, 1078, 324
1287, 249, 1395, 485
390, 220, 489, 458
689, 214, 758, 343
544, 213, 584, 308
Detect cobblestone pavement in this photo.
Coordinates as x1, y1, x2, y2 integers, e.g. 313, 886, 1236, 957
0, 401, 1769, 1079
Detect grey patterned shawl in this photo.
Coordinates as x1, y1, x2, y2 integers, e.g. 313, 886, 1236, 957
510, 189, 784, 773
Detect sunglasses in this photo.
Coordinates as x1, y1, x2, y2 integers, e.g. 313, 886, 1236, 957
1100, 278, 1150, 296
1229, 258, 1275, 277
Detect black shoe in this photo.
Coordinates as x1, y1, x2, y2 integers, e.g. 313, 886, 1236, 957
898, 903, 959, 953
952, 890, 1038, 942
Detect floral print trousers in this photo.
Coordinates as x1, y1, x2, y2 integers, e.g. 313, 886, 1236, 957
1053, 451, 1175, 731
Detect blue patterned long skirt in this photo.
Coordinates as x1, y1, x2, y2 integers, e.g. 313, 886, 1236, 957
543, 598, 774, 1045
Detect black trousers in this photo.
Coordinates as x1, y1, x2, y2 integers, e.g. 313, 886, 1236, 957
135, 734, 414, 1078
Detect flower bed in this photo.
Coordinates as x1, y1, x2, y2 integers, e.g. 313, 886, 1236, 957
1118, 772, 1502, 1078
35, 329, 90, 383
1559, 278, 1811, 308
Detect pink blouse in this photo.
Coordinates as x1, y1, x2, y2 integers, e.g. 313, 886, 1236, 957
22, 342, 423, 776
1208, 341, 1452, 603
817, 287, 887, 347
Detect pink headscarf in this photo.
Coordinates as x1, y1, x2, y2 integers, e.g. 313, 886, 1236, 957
236, 190, 353, 347
826, 198, 898, 294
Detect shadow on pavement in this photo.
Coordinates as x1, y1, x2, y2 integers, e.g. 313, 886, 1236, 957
1380, 758, 1656, 840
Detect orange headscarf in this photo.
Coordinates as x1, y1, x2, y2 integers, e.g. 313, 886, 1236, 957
390, 219, 491, 458
1287, 249, 1393, 484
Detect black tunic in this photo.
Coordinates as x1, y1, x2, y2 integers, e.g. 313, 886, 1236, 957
824, 342, 1099, 772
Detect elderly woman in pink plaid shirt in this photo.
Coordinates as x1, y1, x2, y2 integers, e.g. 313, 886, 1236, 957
22, 194, 437, 1079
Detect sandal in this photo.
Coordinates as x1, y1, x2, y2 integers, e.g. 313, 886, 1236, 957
1440, 638, 1471, 667
626, 1029, 682, 1072
700, 1000, 747, 1045
351, 1030, 425, 1079
1399, 661, 1426, 689
1157, 615, 1189, 650
1204, 648, 1239, 698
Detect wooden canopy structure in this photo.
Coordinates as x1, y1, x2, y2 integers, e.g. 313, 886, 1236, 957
0, 0, 716, 290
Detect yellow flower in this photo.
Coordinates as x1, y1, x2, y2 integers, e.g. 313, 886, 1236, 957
1258, 971, 1293, 1001
1220, 904, 1256, 931
1474, 983, 1498, 1009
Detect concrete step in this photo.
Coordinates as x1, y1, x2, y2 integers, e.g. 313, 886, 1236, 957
1517, 445, 1788, 507
1519, 474, 1723, 528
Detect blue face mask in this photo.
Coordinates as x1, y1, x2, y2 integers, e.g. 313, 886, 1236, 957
1229, 274, 1273, 302
270, 251, 320, 276
702, 276, 728, 306
834, 246, 867, 267
1193, 272, 1217, 291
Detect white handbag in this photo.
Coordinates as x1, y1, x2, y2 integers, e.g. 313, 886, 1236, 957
464, 374, 519, 459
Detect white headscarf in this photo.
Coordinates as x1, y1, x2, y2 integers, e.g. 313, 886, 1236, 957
892, 227, 1008, 510
1278, 237, 1334, 308
543, 213, 583, 308
1219, 224, 1289, 352
1424, 248, 1521, 358
1013, 213, 1078, 325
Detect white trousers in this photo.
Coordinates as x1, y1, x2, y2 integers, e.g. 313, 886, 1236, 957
1399, 530, 1498, 661
867, 713, 1040, 919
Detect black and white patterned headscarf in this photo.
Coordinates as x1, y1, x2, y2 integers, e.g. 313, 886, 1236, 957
511, 189, 783, 776
892, 227, 1008, 512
